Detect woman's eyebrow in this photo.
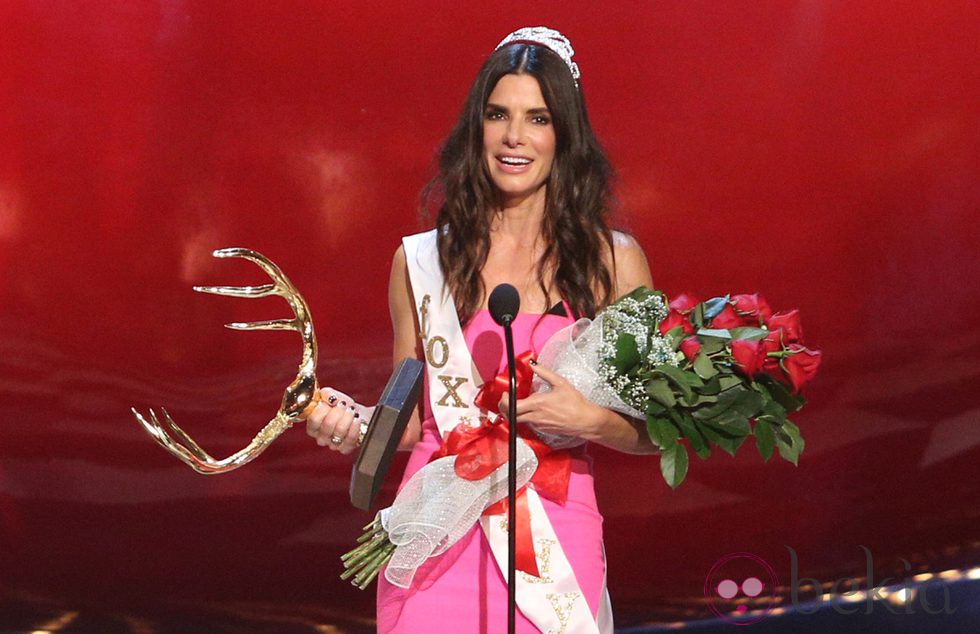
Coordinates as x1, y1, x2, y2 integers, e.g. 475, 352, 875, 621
485, 102, 551, 115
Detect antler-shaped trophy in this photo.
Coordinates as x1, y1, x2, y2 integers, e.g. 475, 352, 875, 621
131, 248, 321, 474
132, 247, 423, 510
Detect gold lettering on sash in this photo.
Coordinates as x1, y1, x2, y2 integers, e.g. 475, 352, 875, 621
520, 538, 557, 584
418, 294, 431, 339
437, 375, 468, 408
546, 592, 581, 634
426, 336, 450, 369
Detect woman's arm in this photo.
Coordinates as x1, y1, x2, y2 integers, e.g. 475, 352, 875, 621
389, 244, 425, 451
304, 245, 424, 454
502, 231, 661, 454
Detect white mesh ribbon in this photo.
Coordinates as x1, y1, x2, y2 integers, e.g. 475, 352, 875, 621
529, 316, 645, 449
379, 432, 539, 588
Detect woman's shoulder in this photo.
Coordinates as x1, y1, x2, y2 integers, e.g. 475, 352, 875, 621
610, 229, 638, 250
607, 229, 653, 297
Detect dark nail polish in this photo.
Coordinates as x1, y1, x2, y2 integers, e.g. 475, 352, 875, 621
529, 359, 538, 366
340, 400, 347, 406
354, 412, 359, 419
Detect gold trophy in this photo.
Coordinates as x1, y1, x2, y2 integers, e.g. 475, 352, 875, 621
132, 248, 422, 508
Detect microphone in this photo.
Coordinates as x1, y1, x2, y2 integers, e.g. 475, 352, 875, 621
488, 283, 521, 326
487, 282, 522, 634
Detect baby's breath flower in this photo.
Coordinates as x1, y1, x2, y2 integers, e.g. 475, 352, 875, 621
647, 336, 677, 367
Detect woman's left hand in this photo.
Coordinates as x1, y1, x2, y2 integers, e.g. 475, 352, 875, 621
498, 363, 604, 441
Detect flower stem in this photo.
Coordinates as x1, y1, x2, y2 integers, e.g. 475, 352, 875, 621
341, 520, 393, 590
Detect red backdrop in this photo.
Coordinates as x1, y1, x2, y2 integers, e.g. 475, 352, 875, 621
1, 1, 978, 630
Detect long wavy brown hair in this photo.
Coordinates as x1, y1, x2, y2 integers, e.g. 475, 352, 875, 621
421, 42, 617, 324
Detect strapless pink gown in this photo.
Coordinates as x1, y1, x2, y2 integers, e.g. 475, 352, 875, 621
376, 306, 608, 633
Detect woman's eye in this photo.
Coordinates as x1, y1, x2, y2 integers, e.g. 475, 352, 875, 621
486, 111, 505, 121
532, 116, 551, 125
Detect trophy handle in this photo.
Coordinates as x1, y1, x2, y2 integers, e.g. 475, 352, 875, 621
131, 248, 321, 474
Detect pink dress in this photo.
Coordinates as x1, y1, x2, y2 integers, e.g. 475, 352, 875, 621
376, 304, 608, 633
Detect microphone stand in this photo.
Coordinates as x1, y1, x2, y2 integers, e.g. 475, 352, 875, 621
489, 282, 521, 634
502, 315, 518, 634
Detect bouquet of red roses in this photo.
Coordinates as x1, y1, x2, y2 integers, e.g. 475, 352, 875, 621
593, 287, 821, 488
340, 287, 822, 589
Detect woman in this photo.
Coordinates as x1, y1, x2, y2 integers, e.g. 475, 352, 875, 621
308, 26, 658, 633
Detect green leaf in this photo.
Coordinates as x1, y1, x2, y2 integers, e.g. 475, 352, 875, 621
761, 376, 806, 412
697, 328, 733, 340
773, 420, 804, 465
718, 375, 744, 391
693, 351, 717, 379
729, 327, 770, 341
782, 420, 806, 455
663, 326, 686, 349
700, 338, 727, 355
610, 333, 641, 373
691, 385, 746, 420
698, 421, 741, 456
697, 415, 748, 453
673, 411, 711, 459
731, 389, 765, 419
654, 364, 694, 402
660, 443, 689, 489
700, 375, 722, 395
646, 400, 667, 416
646, 378, 677, 408
646, 415, 679, 449
691, 303, 705, 330
622, 286, 653, 302
761, 398, 787, 420
702, 296, 730, 320
754, 419, 775, 462
665, 367, 704, 388
702, 416, 751, 437
776, 435, 801, 465
687, 392, 718, 405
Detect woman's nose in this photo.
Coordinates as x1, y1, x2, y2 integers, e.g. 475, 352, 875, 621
504, 119, 524, 146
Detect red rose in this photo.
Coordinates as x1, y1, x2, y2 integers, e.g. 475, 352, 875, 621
781, 344, 822, 393
669, 293, 700, 314
759, 329, 784, 375
731, 293, 773, 325
680, 336, 701, 361
710, 304, 743, 329
659, 309, 694, 335
767, 310, 803, 344
731, 339, 762, 377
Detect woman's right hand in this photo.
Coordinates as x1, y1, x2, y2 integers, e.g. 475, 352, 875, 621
305, 387, 372, 455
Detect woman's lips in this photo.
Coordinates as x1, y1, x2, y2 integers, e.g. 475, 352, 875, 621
495, 156, 533, 174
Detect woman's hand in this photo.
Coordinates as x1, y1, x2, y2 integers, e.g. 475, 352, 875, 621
498, 364, 604, 441
499, 364, 660, 454
305, 387, 374, 456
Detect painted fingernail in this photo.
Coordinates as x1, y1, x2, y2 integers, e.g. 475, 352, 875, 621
353, 412, 359, 419
340, 400, 348, 406
529, 359, 538, 366
327, 395, 338, 406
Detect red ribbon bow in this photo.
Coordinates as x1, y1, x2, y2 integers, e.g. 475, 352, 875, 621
430, 352, 571, 578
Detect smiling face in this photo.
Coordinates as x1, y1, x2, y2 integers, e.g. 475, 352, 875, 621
482, 73, 557, 208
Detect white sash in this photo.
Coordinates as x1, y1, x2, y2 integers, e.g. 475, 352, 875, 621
401, 229, 612, 634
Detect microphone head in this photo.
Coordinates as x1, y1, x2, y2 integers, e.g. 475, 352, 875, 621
488, 283, 521, 326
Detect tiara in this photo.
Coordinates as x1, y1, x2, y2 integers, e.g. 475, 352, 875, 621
494, 26, 581, 87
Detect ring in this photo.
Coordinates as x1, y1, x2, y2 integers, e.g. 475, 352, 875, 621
330, 434, 344, 445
